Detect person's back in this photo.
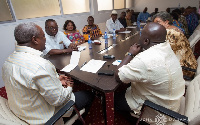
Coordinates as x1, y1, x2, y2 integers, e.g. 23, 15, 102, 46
115, 22, 185, 124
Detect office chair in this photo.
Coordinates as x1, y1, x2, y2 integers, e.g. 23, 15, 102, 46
136, 74, 200, 125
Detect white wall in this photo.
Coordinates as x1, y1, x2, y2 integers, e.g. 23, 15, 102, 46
0, 0, 198, 87
133, 0, 198, 13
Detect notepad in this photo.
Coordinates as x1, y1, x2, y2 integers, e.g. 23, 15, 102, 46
80, 59, 106, 73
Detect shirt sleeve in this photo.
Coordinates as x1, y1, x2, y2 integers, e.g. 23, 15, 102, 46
106, 19, 113, 33
32, 63, 73, 106
60, 31, 71, 48
43, 38, 52, 55
118, 21, 124, 28
137, 13, 142, 22
118, 57, 147, 83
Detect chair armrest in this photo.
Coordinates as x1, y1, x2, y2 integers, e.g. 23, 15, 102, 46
45, 100, 75, 125
139, 100, 188, 125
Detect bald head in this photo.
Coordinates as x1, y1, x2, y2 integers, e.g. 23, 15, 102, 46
139, 22, 167, 50
142, 22, 166, 42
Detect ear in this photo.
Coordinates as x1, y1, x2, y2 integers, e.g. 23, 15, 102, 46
144, 38, 150, 45
31, 36, 39, 45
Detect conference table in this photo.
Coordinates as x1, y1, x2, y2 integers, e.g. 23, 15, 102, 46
45, 27, 140, 125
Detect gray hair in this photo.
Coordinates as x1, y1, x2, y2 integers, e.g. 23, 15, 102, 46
152, 11, 173, 25
14, 22, 40, 44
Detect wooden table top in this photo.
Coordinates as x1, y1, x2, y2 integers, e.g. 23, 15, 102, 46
45, 28, 140, 92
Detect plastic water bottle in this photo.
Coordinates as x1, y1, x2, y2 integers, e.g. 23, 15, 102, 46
88, 35, 92, 49
137, 21, 140, 31
104, 32, 108, 50
113, 29, 116, 39
104, 31, 108, 39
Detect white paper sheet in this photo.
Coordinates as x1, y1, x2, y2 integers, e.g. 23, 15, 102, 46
112, 60, 122, 66
80, 59, 106, 73
118, 31, 131, 33
78, 46, 86, 52
61, 51, 80, 72
126, 26, 136, 28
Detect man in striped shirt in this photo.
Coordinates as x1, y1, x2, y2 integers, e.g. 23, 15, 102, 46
2, 22, 93, 124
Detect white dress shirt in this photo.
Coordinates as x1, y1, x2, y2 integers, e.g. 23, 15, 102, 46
106, 18, 124, 33
2, 46, 75, 125
118, 42, 185, 117
43, 31, 71, 55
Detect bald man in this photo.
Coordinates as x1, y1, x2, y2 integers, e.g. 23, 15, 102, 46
115, 22, 185, 124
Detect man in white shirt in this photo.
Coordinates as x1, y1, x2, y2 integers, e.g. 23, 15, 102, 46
2, 22, 93, 124
43, 19, 78, 55
106, 10, 126, 33
115, 22, 185, 124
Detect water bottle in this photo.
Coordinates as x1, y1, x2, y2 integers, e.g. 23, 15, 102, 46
88, 35, 92, 49
113, 29, 116, 39
104, 31, 108, 39
137, 21, 140, 31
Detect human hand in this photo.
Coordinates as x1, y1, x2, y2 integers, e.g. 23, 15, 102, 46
128, 43, 142, 56
59, 75, 74, 88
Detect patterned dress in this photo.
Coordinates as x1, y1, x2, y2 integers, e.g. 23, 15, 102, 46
82, 24, 102, 40
63, 30, 84, 45
186, 12, 199, 35
166, 28, 197, 79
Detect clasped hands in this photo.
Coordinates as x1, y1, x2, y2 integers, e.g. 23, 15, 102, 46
59, 75, 74, 88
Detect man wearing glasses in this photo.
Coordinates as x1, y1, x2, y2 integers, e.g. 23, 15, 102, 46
44, 19, 78, 55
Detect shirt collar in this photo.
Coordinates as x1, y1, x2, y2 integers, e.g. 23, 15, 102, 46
15, 45, 43, 57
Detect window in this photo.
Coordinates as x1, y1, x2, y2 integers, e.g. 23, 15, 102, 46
11, 0, 60, 19
114, 0, 125, 9
61, 0, 90, 14
125, 0, 133, 8
97, 0, 113, 11
0, 0, 13, 22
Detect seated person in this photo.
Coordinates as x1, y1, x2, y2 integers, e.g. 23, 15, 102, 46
137, 7, 150, 23
171, 12, 185, 34
106, 10, 126, 33
43, 19, 78, 55
150, 8, 159, 17
153, 12, 197, 79
115, 22, 185, 124
130, 9, 136, 23
126, 12, 133, 26
118, 11, 127, 28
2, 22, 94, 125
82, 16, 102, 40
63, 20, 85, 45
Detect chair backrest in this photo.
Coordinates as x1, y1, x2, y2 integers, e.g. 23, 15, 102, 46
0, 96, 28, 125
194, 24, 200, 32
188, 29, 200, 48
184, 74, 200, 124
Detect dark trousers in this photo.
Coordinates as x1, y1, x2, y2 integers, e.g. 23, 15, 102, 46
63, 90, 94, 124
114, 91, 149, 125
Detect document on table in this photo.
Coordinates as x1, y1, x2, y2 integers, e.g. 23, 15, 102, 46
78, 46, 86, 52
126, 26, 136, 28
80, 59, 106, 73
118, 31, 131, 33
61, 51, 80, 72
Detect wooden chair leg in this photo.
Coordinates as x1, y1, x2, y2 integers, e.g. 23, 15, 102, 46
73, 105, 86, 125
136, 106, 146, 125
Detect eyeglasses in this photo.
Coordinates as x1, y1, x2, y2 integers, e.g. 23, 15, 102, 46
46, 26, 58, 30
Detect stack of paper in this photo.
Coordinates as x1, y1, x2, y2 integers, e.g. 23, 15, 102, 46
61, 51, 80, 72
80, 59, 106, 73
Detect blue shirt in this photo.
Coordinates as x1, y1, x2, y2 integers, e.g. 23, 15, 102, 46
137, 12, 150, 22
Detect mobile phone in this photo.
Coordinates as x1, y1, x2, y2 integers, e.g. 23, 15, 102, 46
98, 69, 114, 76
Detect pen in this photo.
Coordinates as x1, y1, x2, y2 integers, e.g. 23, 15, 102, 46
81, 61, 87, 67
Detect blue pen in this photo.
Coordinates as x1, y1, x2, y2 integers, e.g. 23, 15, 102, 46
81, 61, 87, 67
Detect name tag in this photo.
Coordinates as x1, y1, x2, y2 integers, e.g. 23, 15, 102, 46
59, 41, 63, 44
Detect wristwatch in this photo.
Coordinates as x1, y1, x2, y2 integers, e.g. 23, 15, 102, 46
125, 52, 134, 58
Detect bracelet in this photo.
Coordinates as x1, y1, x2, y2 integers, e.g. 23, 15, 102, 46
125, 52, 135, 58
